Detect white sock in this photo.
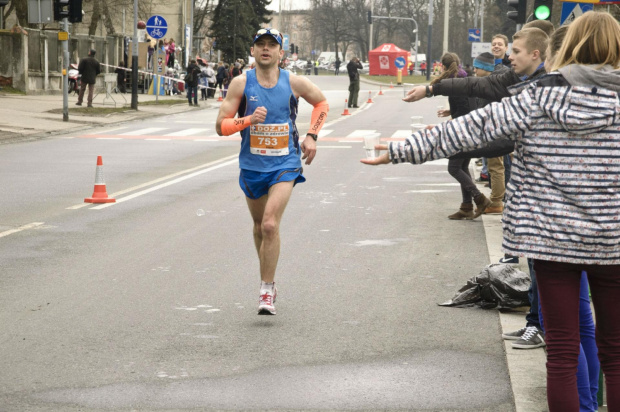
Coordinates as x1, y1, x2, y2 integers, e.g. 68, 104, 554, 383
260, 281, 275, 291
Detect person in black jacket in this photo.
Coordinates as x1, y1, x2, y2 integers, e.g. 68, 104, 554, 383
346, 57, 363, 108
76, 49, 101, 107
115, 61, 127, 94
185, 59, 200, 106
404, 28, 549, 104
432, 52, 490, 220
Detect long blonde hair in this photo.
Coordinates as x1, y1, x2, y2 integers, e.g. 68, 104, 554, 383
551, 11, 620, 71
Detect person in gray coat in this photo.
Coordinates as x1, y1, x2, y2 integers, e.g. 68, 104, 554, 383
76, 49, 101, 107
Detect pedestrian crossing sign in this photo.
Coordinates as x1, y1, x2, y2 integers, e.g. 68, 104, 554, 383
560, 2, 593, 25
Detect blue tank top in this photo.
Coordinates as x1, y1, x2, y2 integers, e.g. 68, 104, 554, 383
238, 69, 300, 172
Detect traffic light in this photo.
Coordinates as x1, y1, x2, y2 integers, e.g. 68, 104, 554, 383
367, 10, 372, 24
295, 45, 299, 55
533, 0, 553, 20
69, 0, 83, 23
506, 0, 526, 25
54, 0, 70, 21
289, 42, 295, 53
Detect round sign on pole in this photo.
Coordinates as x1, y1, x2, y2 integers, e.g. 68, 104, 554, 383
146, 15, 168, 39
394, 56, 407, 69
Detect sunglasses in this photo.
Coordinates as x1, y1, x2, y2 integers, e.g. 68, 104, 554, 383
253, 28, 283, 42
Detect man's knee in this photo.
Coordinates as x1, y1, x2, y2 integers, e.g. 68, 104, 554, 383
261, 219, 279, 239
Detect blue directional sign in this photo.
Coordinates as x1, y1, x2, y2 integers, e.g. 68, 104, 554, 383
146, 15, 168, 39
468, 28, 481, 42
561, 3, 593, 26
282, 34, 290, 51
394, 56, 407, 69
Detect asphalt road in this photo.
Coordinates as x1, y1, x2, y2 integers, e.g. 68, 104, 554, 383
0, 75, 514, 411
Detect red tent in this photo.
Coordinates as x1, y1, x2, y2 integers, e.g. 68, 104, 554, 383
368, 44, 411, 76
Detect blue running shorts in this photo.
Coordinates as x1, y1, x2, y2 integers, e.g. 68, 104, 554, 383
239, 168, 306, 199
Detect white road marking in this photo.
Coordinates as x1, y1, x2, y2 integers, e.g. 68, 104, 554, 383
90, 158, 239, 209
346, 130, 377, 138
391, 130, 413, 138
318, 129, 333, 137
145, 139, 171, 141
121, 127, 168, 136
97, 137, 123, 140
67, 155, 238, 210
0, 222, 44, 239
317, 146, 352, 149
194, 139, 219, 142
164, 128, 210, 137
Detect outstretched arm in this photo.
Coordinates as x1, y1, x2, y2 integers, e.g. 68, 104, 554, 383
363, 90, 532, 166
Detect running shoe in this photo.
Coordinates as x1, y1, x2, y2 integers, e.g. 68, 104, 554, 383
258, 287, 277, 315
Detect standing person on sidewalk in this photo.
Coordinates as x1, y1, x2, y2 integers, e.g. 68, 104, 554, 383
432, 52, 491, 220
76, 49, 100, 108
362, 12, 620, 411
346, 56, 363, 108
185, 59, 200, 106
115, 61, 127, 94
215, 28, 329, 315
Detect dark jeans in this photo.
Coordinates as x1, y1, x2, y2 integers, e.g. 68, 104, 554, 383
447, 157, 480, 204
534, 259, 620, 411
526, 258, 541, 329
348, 79, 360, 107
186, 85, 198, 104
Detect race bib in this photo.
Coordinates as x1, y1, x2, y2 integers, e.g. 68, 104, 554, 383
249, 123, 290, 156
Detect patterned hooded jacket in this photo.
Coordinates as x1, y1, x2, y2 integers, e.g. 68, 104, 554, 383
388, 64, 620, 265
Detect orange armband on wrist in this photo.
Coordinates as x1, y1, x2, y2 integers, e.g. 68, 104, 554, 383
307, 100, 329, 136
221, 116, 252, 136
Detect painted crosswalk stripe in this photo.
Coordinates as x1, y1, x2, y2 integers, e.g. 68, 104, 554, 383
346, 130, 376, 138
391, 130, 413, 138
121, 127, 168, 136
164, 128, 210, 137
319, 129, 334, 137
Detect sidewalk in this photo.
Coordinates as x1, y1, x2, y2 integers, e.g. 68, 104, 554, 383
0, 91, 216, 144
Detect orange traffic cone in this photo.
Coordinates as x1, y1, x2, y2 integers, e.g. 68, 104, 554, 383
378, 86, 384, 95
390, 81, 394, 89
84, 156, 116, 203
341, 99, 351, 116
217, 89, 223, 102
367, 91, 373, 104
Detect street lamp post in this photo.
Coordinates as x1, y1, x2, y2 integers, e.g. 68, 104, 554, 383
412, 17, 418, 74
131, 0, 138, 110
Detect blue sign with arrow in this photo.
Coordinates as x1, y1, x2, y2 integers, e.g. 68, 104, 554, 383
394, 56, 407, 69
468, 28, 481, 42
146, 15, 168, 39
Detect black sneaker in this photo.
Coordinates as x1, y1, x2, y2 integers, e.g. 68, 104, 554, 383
499, 255, 519, 264
502, 327, 527, 340
511, 326, 546, 349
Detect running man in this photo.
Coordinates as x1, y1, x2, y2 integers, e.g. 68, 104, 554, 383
216, 28, 329, 315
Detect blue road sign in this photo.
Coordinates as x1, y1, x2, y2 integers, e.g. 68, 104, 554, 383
561, 3, 593, 26
146, 15, 168, 39
468, 28, 481, 42
394, 56, 407, 69
282, 34, 290, 51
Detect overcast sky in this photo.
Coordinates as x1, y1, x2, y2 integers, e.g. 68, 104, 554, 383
267, 0, 311, 12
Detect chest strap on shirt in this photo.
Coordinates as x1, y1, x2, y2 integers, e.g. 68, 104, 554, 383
221, 115, 252, 136
307, 100, 329, 137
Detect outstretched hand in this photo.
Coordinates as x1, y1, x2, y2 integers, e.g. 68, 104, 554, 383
360, 144, 391, 165
301, 136, 317, 165
402, 86, 427, 103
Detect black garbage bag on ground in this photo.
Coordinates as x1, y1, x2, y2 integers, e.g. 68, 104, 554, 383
438, 263, 530, 309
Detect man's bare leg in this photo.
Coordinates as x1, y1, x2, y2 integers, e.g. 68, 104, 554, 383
245, 180, 295, 283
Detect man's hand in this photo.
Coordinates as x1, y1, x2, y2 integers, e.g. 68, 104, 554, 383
360, 144, 391, 165
402, 86, 427, 103
437, 109, 450, 118
251, 106, 267, 125
301, 135, 317, 165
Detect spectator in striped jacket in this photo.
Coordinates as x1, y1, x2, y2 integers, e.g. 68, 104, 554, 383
362, 11, 620, 412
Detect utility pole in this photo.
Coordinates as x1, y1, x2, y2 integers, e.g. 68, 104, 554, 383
131, 0, 138, 110
443, 0, 448, 54
426, 0, 433, 81
62, 17, 69, 121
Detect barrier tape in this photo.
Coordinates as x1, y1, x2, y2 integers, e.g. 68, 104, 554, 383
100, 63, 221, 92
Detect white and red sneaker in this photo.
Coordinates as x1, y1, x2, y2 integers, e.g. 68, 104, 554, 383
258, 286, 277, 315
